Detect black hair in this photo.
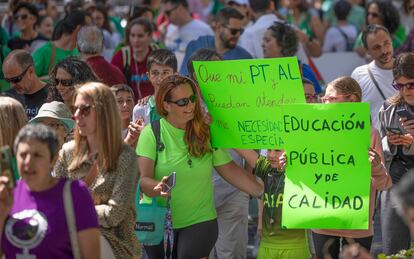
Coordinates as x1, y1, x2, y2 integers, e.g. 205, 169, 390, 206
95, 3, 112, 33
267, 22, 298, 57
248, 0, 272, 13
13, 2, 39, 28
59, 10, 86, 37
361, 24, 390, 49
366, 0, 400, 35
14, 124, 59, 161
147, 49, 178, 72
161, 0, 189, 8
187, 48, 223, 80
334, 0, 351, 21
129, 4, 153, 21
216, 6, 244, 25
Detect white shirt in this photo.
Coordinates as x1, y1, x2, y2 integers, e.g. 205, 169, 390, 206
238, 14, 280, 58
323, 25, 357, 52
164, 19, 214, 69
351, 61, 396, 128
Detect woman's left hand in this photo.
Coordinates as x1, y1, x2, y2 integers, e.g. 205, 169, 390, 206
369, 148, 381, 168
153, 176, 170, 198
400, 118, 414, 135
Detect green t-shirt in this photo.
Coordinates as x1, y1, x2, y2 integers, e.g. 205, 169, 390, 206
32, 41, 79, 77
0, 45, 11, 92
254, 156, 308, 249
136, 118, 232, 229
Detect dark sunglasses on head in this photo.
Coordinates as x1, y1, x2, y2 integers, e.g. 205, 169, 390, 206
223, 25, 244, 36
167, 94, 197, 107
73, 104, 95, 118
14, 14, 29, 20
55, 78, 74, 87
165, 4, 179, 16
4, 65, 32, 84
392, 81, 414, 91
367, 12, 380, 18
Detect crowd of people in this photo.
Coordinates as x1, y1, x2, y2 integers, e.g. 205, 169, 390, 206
0, 0, 414, 258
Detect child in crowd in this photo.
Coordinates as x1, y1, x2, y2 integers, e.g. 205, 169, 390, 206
132, 48, 177, 123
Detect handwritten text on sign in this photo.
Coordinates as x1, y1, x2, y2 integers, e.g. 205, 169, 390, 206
279, 103, 371, 229
193, 57, 306, 149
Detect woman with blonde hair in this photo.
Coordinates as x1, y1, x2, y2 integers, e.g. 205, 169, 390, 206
137, 75, 263, 258
0, 96, 28, 150
54, 82, 140, 259
311, 76, 392, 258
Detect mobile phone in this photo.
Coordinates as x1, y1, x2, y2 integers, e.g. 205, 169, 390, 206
162, 172, 176, 193
0, 146, 17, 189
396, 108, 414, 120
386, 126, 403, 135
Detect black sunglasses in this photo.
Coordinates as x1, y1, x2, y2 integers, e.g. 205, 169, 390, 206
167, 94, 197, 107
165, 5, 179, 17
223, 25, 244, 36
4, 65, 32, 84
392, 81, 414, 91
73, 104, 95, 118
55, 78, 74, 87
14, 14, 29, 20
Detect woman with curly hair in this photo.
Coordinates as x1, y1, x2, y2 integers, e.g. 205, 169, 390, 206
354, 0, 406, 54
136, 75, 263, 258
47, 56, 98, 111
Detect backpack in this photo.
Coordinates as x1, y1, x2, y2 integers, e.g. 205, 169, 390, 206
335, 26, 354, 52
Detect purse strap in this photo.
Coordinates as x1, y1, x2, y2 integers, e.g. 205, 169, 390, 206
63, 179, 81, 259
367, 64, 386, 101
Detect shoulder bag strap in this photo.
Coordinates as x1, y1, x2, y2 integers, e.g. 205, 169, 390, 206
63, 179, 81, 259
48, 42, 56, 73
151, 119, 164, 156
367, 65, 386, 101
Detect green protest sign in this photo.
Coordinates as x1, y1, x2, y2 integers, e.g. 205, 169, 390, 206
193, 57, 306, 149
280, 103, 371, 229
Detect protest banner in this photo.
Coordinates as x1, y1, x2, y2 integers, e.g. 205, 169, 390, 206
193, 57, 306, 149
280, 103, 371, 229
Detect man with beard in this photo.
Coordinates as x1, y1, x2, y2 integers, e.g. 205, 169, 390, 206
2, 50, 48, 120
179, 7, 252, 75
351, 24, 396, 128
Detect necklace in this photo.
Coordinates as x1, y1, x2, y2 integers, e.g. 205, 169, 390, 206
267, 169, 285, 225
187, 153, 192, 168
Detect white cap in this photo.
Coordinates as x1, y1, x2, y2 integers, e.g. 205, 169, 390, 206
225, 0, 249, 6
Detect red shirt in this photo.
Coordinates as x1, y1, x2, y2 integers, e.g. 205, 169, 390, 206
86, 55, 126, 87
111, 46, 154, 101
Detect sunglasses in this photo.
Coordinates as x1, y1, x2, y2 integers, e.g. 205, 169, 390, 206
55, 78, 74, 87
367, 12, 380, 18
14, 14, 29, 20
223, 25, 244, 36
73, 104, 95, 118
392, 81, 414, 91
4, 65, 31, 84
167, 94, 197, 107
165, 5, 179, 17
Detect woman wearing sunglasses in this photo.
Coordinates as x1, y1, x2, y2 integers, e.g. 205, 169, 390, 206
54, 82, 140, 258
7, 3, 48, 51
311, 76, 391, 259
378, 53, 414, 255
137, 75, 263, 258
48, 57, 98, 112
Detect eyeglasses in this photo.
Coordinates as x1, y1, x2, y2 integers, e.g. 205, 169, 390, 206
367, 12, 380, 18
167, 94, 197, 107
320, 94, 350, 103
222, 25, 244, 36
14, 14, 29, 20
392, 81, 414, 91
73, 104, 95, 118
4, 65, 32, 84
55, 78, 74, 87
165, 5, 179, 17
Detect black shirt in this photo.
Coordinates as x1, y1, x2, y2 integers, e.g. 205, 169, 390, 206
7, 34, 48, 50
4, 84, 49, 120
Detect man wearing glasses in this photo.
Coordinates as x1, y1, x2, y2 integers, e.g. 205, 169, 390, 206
162, 0, 214, 70
2, 50, 48, 120
179, 7, 252, 75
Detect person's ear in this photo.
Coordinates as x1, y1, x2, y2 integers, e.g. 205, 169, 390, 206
349, 94, 358, 102
163, 101, 171, 114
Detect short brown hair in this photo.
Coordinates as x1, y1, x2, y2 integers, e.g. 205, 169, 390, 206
327, 76, 362, 102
